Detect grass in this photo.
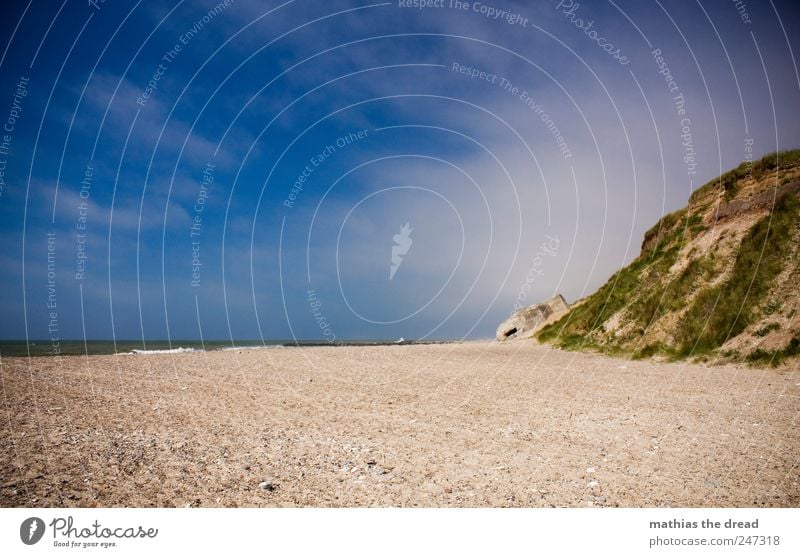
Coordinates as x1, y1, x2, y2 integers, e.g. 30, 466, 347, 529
627, 254, 716, 330
537, 189, 700, 351
537, 149, 800, 363
641, 208, 684, 251
746, 335, 800, 367
674, 193, 799, 355
631, 342, 680, 361
689, 149, 800, 205
537, 240, 682, 352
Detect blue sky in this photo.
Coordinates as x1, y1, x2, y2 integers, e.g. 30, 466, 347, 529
1, 0, 799, 342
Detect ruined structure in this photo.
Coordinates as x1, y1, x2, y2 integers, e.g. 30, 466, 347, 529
496, 294, 569, 341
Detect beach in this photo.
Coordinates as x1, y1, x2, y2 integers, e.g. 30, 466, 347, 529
1, 341, 797, 507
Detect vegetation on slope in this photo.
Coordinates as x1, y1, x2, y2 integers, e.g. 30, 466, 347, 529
689, 149, 800, 204
674, 193, 799, 356
536, 150, 800, 365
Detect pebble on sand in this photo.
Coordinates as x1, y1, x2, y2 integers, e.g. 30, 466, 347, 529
259, 481, 278, 492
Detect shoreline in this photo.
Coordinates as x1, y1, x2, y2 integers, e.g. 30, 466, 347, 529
0, 339, 470, 358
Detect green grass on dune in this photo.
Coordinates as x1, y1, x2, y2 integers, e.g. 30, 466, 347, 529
674, 193, 799, 356
746, 335, 800, 367
537, 195, 700, 352
537, 150, 800, 362
689, 149, 800, 204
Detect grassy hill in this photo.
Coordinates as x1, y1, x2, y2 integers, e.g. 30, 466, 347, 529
537, 150, 800, 366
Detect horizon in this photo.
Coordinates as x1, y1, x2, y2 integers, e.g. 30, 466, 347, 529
2, 0, 800, 346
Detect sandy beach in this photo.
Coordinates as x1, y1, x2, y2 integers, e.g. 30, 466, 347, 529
1, 341, 797, 507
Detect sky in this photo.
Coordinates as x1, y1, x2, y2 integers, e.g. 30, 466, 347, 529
0, 0, 799, 343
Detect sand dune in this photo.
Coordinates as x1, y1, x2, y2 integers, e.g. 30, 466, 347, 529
1, 342, 797, 507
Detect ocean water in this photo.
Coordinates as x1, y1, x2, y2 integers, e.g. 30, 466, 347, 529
0, 339, 443, 357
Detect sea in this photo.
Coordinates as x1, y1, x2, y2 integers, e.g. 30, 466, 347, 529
0, 339, 447, 357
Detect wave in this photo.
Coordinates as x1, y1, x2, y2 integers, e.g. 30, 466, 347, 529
127, 347, 199, 355
220, 345, 282, 351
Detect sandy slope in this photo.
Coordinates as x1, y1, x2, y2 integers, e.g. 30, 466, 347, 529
1, 341, 798, 507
